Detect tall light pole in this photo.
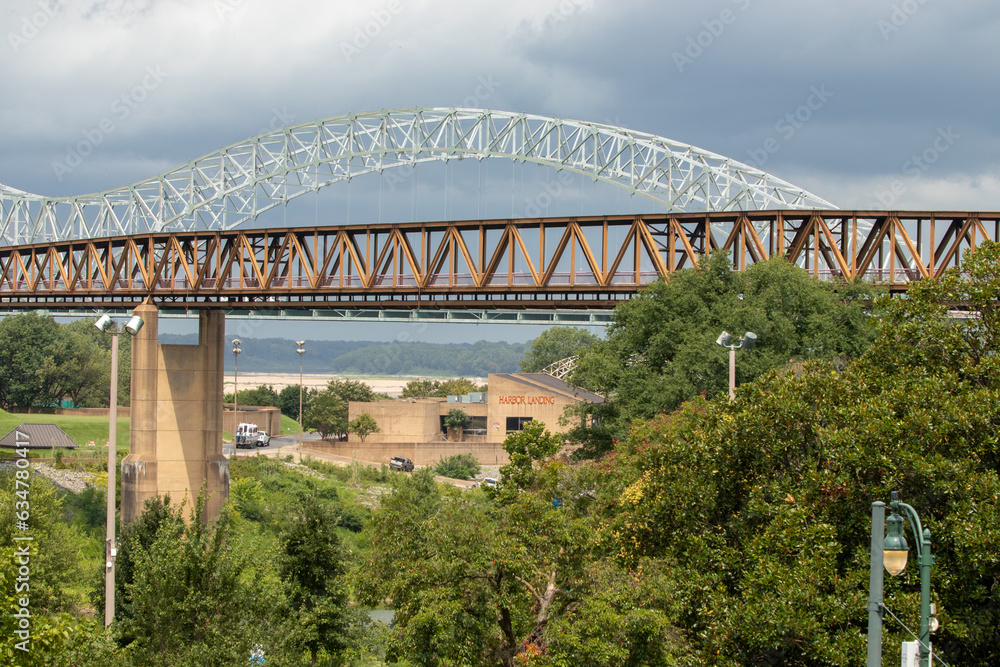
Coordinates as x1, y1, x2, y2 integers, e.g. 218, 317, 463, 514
866, 501, 887, 667
716, 330, 757, 400
232, 339, 241, 441
296, 341, 306, 448
94, 313, 144, 629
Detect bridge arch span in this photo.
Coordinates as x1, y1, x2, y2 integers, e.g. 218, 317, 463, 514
0, 107, 836, 245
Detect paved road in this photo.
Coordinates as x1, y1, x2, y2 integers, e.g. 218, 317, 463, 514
223, 432, 320, 457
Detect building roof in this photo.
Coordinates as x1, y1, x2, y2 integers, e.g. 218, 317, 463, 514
0, 424, 78, 449
491, 373, 605, 404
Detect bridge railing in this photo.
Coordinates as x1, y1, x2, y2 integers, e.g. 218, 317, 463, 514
0, 267, 931, 294
2, 211, 998, 309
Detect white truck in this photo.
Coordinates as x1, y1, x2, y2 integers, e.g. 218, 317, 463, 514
234, 423, 259, 448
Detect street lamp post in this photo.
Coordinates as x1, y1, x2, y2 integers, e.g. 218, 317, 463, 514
885, 492, 935, 667
94, 313, 144, 629
232, 339, 241, 445
867, 492, 936, 667
296, 341, 305, 448
716, 331, 757, 400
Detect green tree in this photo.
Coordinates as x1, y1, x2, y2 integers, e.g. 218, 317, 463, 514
0, 564, 114, 666
495, 420, 562, 505
236, 384, 280, 407
570, 252, 877, 454
92, 494, 176, 636
278, 383, 315, 420
400, 379, 442, 398
0, 313, 66, 409
347, 413, 380, 442
584, 242, 1000, 666
520, 326, 600, 372
303, 391, 348, 440
43, 318, 106, 408
0, 473, 91, 615
326, 378, 377, 403
401, 378, 486, 398
356, 469, 598, 667
443, 408, 471, 430
118, 491, 282, 666
279, 494, 355, 664
75, 320, 132, 408
433, 453, 481, 480
436, 378, 485, 397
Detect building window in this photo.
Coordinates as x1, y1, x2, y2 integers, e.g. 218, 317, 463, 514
506, 416, 533, 433
439, 415, 489, 435
468, 416, 487, 436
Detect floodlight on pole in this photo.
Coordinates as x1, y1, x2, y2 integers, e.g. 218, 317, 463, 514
716, 331, 757, 400
93, 312, 143, 629
124, 315, 144, 335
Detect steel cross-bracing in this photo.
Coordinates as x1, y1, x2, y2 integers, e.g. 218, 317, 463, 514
1, 210, 996, 311
0, 108, 837, 246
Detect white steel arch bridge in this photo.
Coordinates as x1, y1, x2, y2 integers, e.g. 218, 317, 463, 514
0, 107, 836, 246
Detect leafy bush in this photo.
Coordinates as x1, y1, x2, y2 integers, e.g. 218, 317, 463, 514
73, 483, 107, 530
443, 408, 471, 429
433, 453, 481, 480
337, 505, 367, 533
230, 477, 265, 521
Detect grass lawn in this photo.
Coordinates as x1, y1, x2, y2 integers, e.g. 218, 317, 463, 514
1, 409, 304, 452
280, 414, 302, 435
0, 409, 130, 451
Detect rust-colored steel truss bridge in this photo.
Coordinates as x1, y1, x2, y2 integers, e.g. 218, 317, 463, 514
0, 210, 997, 311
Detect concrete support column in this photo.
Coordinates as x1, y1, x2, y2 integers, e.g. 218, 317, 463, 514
121, 305, 229, 526
121, 302, 160, 525
200, 311, 229, 522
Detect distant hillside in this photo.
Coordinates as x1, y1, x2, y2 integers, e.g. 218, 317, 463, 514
158, 335, 528, 376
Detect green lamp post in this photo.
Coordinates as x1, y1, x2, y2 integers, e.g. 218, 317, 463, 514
886, 492, 935, 667
868, 492, 935, 667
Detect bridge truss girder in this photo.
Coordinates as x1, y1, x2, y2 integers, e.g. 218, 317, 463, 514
0, 210, 996, 311
0, 108, 836, 246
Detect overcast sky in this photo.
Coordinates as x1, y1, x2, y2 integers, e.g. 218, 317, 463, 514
3, 0, 999, 344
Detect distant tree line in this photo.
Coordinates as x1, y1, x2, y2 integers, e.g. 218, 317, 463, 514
166, 334, 528, 376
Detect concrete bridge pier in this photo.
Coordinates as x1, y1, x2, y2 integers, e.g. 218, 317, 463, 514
121, 303, 229, 526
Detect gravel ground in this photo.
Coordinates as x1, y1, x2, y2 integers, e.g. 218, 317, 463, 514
474, 465, 502, 481
0, 461, 98, 493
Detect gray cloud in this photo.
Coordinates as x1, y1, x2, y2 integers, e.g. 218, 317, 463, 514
0, 0, 997, 212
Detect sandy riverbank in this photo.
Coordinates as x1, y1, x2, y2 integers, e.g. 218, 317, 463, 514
227, 373, 486, 398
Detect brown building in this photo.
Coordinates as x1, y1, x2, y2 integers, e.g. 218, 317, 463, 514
335, 373, 603, 466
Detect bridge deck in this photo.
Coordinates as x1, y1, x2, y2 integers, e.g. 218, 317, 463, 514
0, 210, 996, 310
